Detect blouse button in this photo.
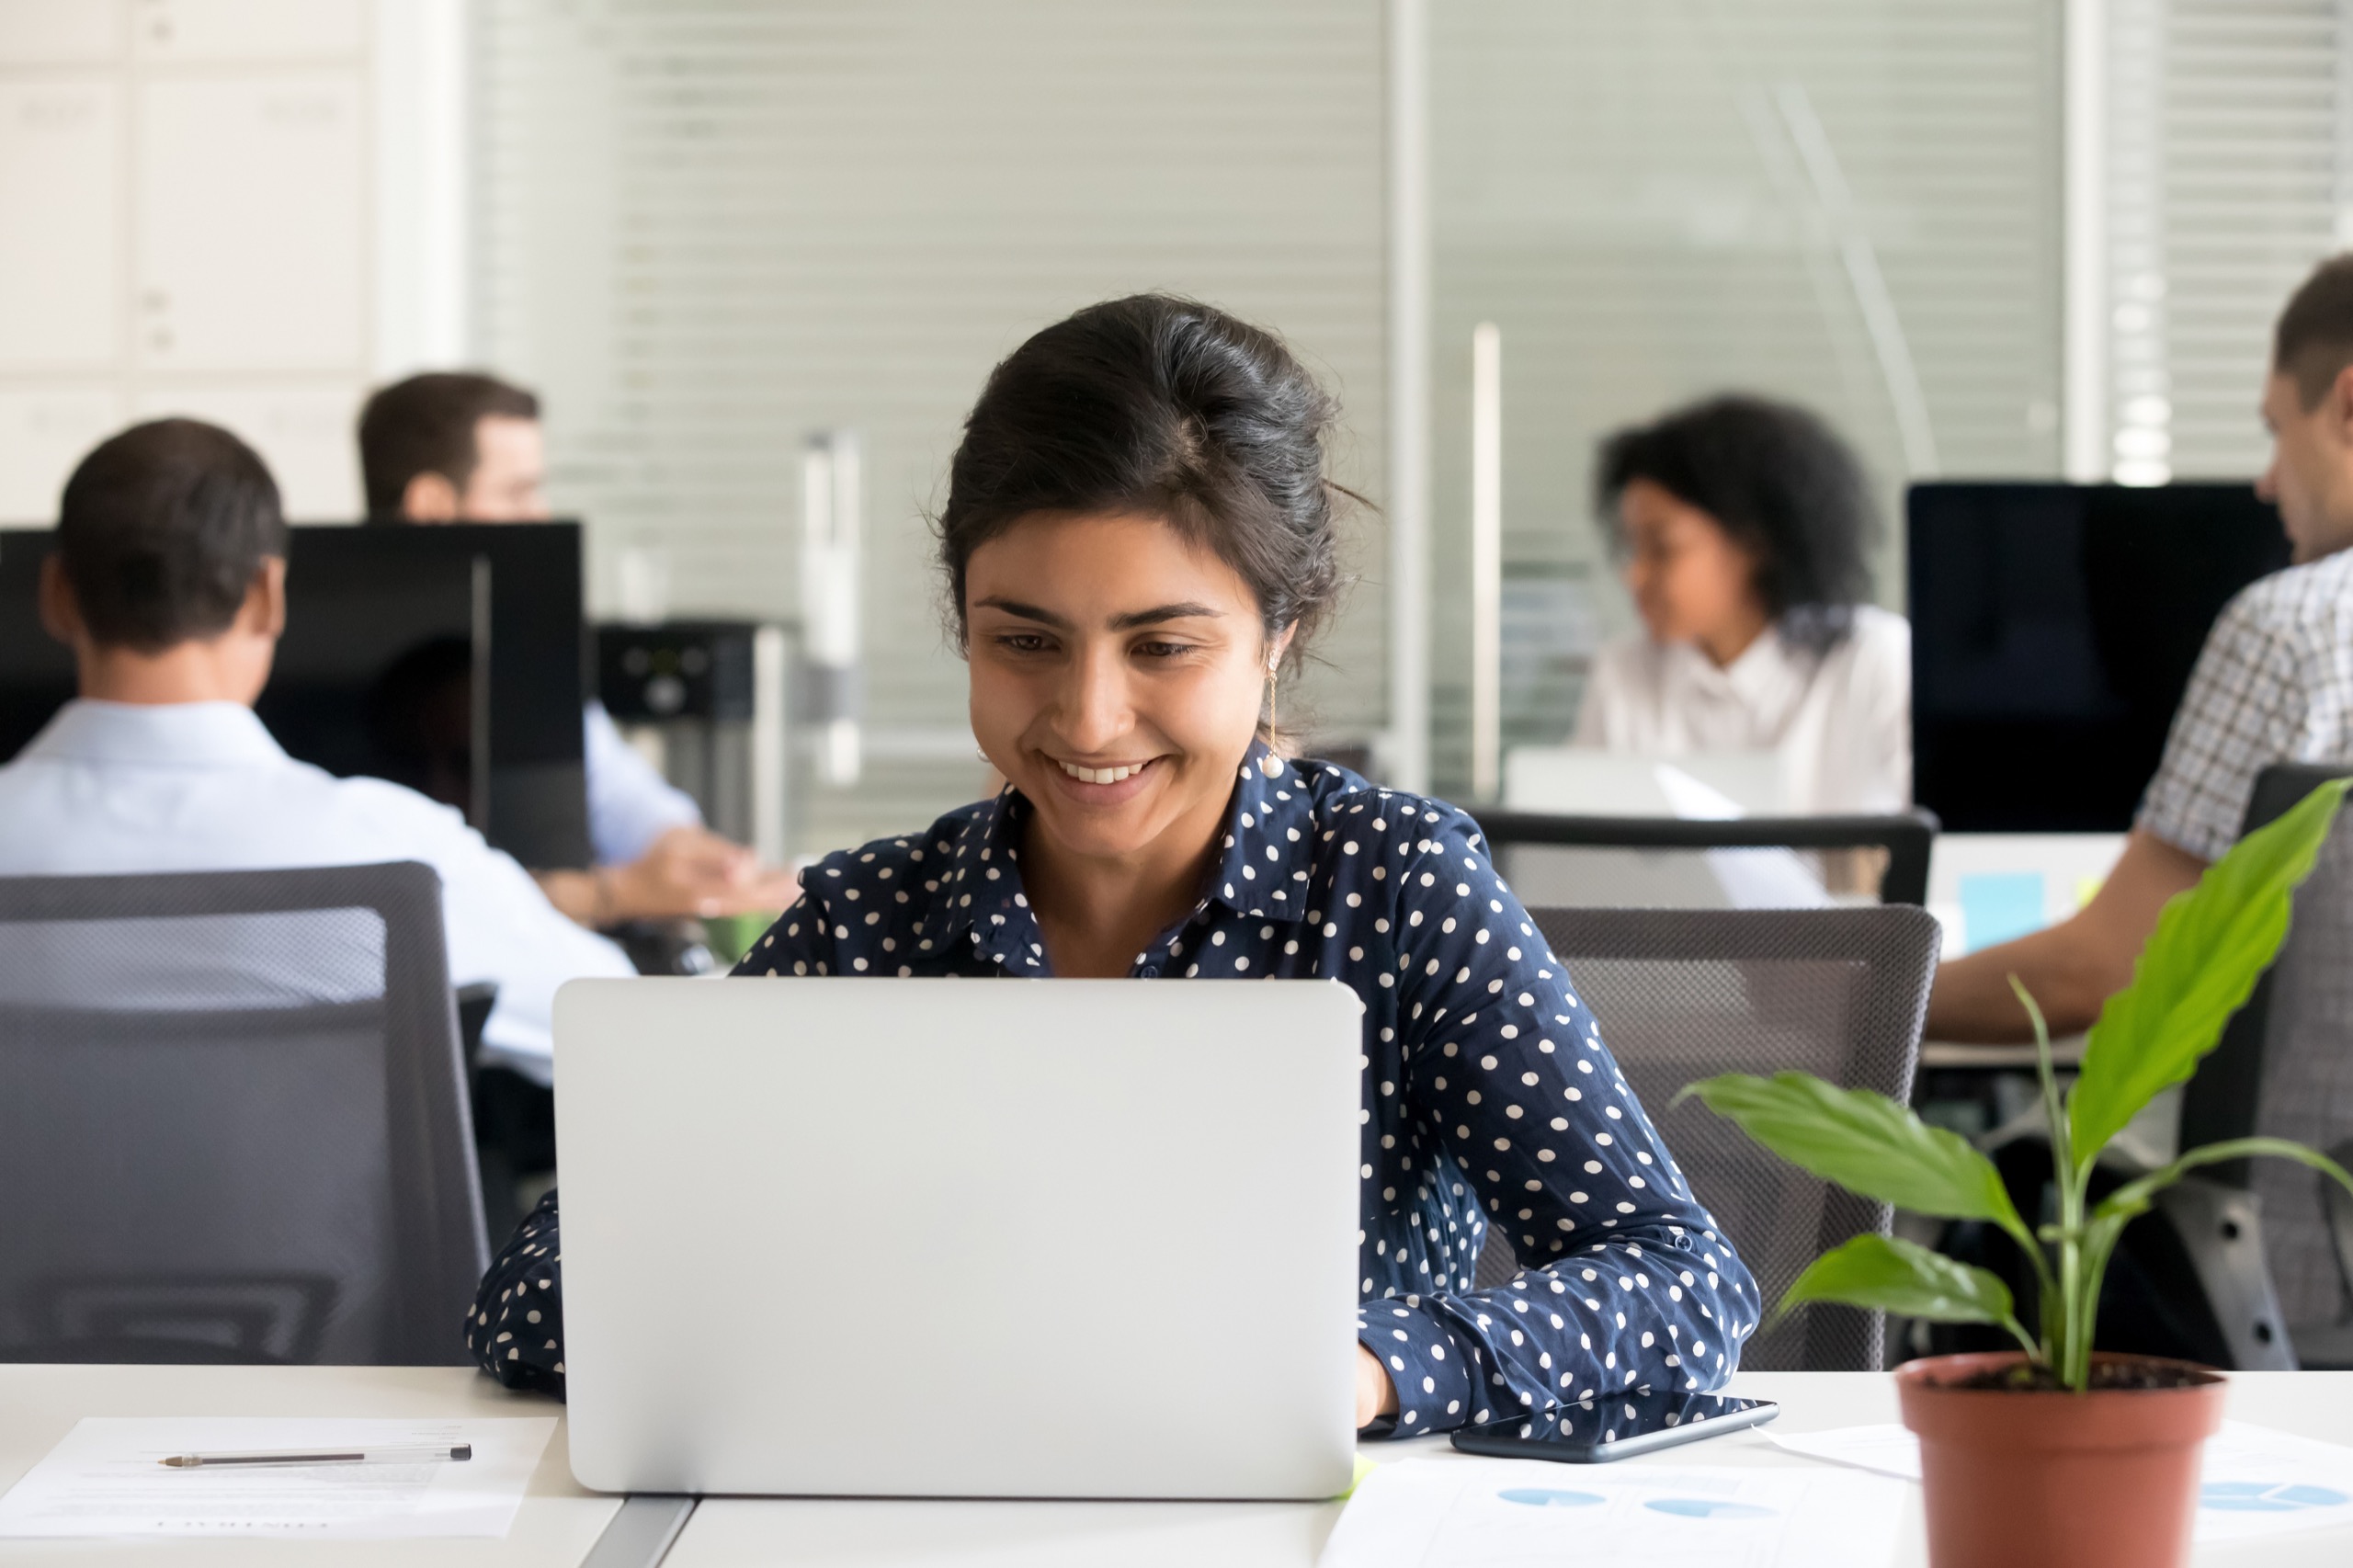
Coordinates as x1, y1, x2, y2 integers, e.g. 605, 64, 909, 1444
1139, 965, 1161, 978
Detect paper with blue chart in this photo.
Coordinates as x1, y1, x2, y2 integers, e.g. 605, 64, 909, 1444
1318, 1456, 1906, 1567
1768, 1420, 2353, 1541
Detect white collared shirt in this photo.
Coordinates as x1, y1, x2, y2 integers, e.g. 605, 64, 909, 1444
0, 699, 635, 1081
1571, 605, 1913, 814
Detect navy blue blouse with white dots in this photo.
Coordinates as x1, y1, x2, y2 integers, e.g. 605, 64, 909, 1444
467, 743, 1759, 1434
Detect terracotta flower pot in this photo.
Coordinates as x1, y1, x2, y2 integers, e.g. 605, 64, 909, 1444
1895, 1350, 2226, 1568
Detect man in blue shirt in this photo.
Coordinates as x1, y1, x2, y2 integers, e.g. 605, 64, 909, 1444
357, 371, 794, 926
0, 417, 635, 1083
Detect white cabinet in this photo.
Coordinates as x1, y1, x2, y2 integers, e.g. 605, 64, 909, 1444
0, 1, 122, 65
130, 0, 365, 62
0, 0, 404, 522
0, 79, 120, 371
132, 379, 364, 517
136, 71, 366, 371
0, 386, 124, 522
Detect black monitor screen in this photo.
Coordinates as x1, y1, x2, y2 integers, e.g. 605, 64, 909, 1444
0, 521, 590, 868
1909, 482, 2292, 832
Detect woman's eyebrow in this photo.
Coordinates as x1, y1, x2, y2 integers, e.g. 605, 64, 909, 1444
972, 596, 1068, 628
1109, 601, 1223, 629
972, 597, 1224, 631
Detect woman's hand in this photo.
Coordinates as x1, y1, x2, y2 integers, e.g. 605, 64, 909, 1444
1356, 1344, 1399, 1429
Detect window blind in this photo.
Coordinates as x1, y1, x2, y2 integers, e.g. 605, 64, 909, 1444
2105, 0, 2342, 484
473, 0, 1387, 854
1428, 0, 2065, 791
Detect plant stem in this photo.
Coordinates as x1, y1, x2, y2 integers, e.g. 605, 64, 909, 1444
2014, 976, 2086, 1387
2060, 1160, 2091, 1388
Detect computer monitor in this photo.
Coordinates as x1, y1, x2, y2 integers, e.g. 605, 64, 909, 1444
1909, 482, 2292, 832
0, 521, 592, 868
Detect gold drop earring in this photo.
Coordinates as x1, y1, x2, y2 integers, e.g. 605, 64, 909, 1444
1258, 655, 1284, 778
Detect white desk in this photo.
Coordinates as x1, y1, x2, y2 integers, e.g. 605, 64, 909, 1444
0, 1365, 618, 1567
3, 1369, 2350, 1566
665, 1371, 2353, 1568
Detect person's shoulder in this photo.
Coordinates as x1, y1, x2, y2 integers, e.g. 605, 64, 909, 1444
1824, 604, 1910, 687
0, 752, 44, 794
1586, 631, 1662, 682
0, 756, 52, 846
310, 768, 474, 834
798, 798, 995, 908
2195, 551, 2353, 679
283, 767, 545, 876
1844, 603, 1910, 652
1292, 763, 1480, 851
2227, 549, 2353, 625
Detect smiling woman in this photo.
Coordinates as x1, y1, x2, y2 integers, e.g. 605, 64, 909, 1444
467, 295, 1760, 1436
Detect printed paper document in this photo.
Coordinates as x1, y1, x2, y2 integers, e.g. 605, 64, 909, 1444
0, 1417, 557, 1539
1319, 1455, 1907, 1567
1770, 1419, 2353, 1542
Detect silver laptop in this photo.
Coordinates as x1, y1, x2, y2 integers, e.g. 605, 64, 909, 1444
553, 977, 1364, 1499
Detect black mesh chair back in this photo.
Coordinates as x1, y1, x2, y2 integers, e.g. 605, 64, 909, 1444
1477, 810, 1938, 910
1474, 905, 1939, 1371
2177, 764, 2353, 1335
0, 862, 488, 1365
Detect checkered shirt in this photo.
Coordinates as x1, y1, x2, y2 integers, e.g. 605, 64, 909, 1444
2138, 549, 2353, 862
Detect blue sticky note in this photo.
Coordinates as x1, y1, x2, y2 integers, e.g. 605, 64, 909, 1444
1960, 871, 2046, 952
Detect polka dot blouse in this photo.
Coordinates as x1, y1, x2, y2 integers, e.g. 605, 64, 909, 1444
467, 744, 1759, 1433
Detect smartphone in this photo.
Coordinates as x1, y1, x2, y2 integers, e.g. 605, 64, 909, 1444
1449, 1387, 1779, 1463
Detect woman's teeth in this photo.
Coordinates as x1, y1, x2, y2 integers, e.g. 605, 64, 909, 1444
1058, 759, 1148, 785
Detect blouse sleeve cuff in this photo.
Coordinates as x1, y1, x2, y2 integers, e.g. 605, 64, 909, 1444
1357, 1298, 1477, 1437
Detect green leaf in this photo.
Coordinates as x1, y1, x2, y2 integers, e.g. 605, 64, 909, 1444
1677, 1072, 2019, 1223
1777, 1233, 2019, 1329
2093, 1136, 2353, 1229
2071, 779, 2347, 1164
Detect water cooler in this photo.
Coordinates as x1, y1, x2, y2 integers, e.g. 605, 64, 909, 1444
596, 620, 791, 864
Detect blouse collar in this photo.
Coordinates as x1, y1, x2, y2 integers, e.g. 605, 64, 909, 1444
911, 738, 1324, 973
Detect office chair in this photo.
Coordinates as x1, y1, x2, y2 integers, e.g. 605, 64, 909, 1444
2173, 762, 2353, 1366
1474, 905, 1940, 1372
0, 862, 489, 1365
1936, 764, 2353, 1374
1474, 809, 1938, 909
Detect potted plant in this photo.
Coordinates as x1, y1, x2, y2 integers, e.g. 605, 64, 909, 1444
1681, 778, 2353, 1568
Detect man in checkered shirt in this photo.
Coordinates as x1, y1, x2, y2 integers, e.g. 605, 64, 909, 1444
1931, 255, 2353, 1041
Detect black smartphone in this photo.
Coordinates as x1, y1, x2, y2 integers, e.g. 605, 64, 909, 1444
1449, 1387, 1779, 1464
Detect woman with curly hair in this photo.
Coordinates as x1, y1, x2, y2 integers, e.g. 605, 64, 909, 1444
1576, 394, 1910, 814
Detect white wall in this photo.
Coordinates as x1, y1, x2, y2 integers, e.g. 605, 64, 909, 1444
0, 0, 461, 522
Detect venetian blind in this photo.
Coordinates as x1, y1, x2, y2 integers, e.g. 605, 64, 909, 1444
1428, 0, 2065, 792
2105, 0, 2344, 483
472, 0, 1388, 853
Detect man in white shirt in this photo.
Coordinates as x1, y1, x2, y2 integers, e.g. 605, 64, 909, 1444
0, 416, 635, 1083
1928, 254, 2353, 1040
356, 372, 794, 924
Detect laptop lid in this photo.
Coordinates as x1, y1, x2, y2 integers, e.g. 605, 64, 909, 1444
553, 977, 1364, 1499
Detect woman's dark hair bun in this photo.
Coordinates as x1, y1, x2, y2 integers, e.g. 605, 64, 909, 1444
936, 293, 1347, 674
